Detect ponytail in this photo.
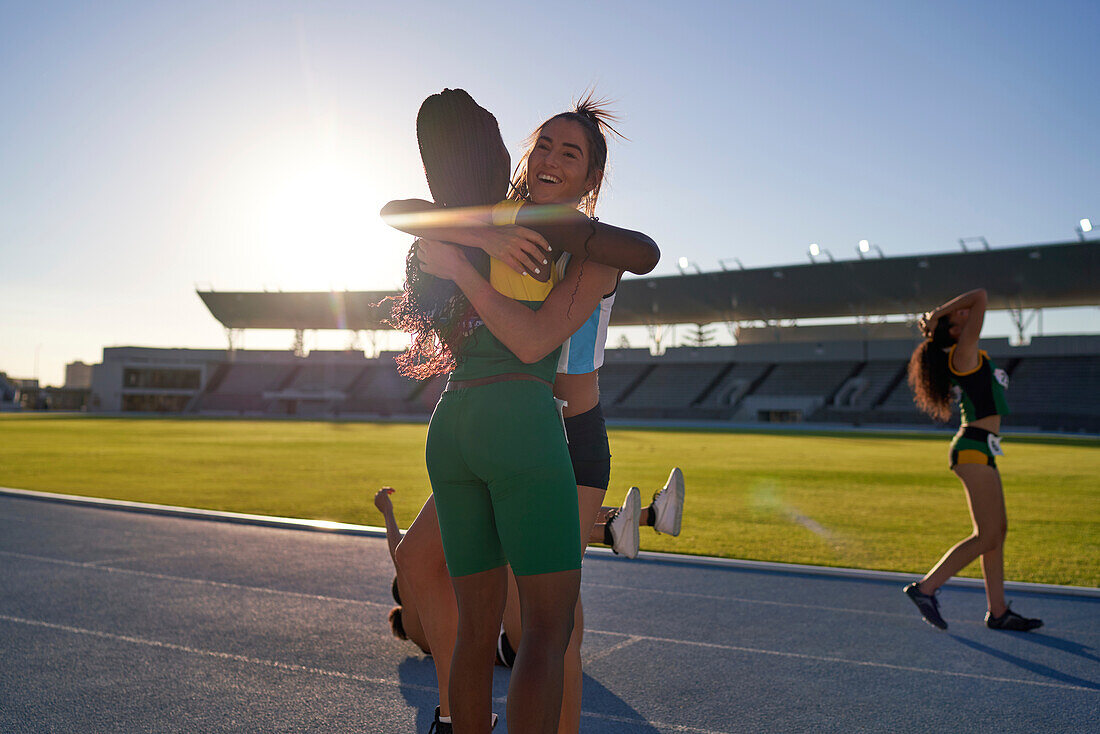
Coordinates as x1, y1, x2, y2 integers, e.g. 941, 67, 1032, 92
907, 319, 957, 422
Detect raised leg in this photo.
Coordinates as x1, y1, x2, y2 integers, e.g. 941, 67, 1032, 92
394, 496, 457, 717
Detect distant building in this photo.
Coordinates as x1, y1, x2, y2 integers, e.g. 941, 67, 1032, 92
0, 372, 20, 411
65, 361, 94, 389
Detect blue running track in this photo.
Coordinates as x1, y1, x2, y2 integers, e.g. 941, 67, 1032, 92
1, 491, 1097, 733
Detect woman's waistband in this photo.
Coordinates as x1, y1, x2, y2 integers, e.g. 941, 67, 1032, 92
958, 425, 998, 442
444, 372, 553, 392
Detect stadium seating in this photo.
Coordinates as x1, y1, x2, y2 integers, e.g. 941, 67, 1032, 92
164, 336, 1100, 431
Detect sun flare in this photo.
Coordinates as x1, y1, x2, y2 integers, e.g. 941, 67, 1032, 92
208, 127, 416, 291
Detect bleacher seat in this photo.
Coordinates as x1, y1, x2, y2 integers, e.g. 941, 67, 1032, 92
618, 363, 728, 409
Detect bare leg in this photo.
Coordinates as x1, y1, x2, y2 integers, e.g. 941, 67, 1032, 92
918, 465, 1008, 615
450, 566, 509, 734
394, 497, 456, 717
557, 485, 605, 734
502, 570, 522, 653
509, 568, 581, 734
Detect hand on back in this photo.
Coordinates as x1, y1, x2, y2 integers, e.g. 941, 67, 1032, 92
477, 225, 552, 279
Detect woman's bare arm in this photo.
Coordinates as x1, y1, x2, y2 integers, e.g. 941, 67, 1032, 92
381, 199, 551, 278
513, 204, 660, 275
382, 199, 660, 276
416, 238, 618, 364
373, 487, 403, 563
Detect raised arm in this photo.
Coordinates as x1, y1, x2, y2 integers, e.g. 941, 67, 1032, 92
381, 199, 552, 279
920, 288, 988, 371
512, 204, 660, 276
373, 487, 403, 563
416, 238, 618, 364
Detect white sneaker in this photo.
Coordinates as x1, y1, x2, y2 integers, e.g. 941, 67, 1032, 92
608, 486, 641, 559
652, 467, 684, 536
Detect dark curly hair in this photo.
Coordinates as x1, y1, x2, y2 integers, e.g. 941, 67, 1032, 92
388, 605, 407, 640
907, 318, 958, 422
386, 89, 511, 379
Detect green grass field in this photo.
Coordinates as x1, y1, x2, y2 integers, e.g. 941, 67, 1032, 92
2, 414, 1097, 587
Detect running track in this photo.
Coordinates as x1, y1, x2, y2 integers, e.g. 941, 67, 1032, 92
1, 491, 1097, 733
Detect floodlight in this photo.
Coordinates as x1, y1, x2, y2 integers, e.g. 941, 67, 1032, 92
1075, 218, 1094, 242
808, 244, 834, 263
677, 257, 702, 274
856, 240, 884, 259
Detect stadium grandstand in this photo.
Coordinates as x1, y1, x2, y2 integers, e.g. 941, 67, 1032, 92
86, 239, 1100, 432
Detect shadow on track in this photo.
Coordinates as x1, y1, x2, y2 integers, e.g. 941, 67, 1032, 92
949, 635, 1100, 691
1010, 631, 1100, 665
397, 657, 662, 732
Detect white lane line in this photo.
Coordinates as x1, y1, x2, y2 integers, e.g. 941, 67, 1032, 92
581, 629, 1099, 693
0, 612, 438, 692
586, 580, 912, 617
578, 709, 732, 734
582, 635, 643, 666
84, 551, 200, 567
0, 550, 389, 609
588, 580, 1100, 635
7, 549, 1099, 646
0, 614, 735, 734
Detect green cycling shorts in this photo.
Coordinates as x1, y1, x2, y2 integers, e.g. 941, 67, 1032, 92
426, 379, 581, 578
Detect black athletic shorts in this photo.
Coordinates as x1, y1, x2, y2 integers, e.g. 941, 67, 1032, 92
565, 402, 611, 490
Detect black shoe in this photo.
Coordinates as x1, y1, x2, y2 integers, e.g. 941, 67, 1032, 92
427, 706, 451, 734
986, 606, 1043, 632
903, 582, 948, 630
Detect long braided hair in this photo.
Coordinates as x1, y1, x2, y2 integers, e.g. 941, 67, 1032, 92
387, 89, 511, 379
907, 318, 958, 422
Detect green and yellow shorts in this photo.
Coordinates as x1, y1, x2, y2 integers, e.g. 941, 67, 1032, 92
425, 379, 582, 578
949, 425, 1003, 470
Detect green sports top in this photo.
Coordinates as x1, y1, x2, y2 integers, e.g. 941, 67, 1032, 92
450, 214, 563, 384
451, 306, 562, 383
948, 346, 1010, 423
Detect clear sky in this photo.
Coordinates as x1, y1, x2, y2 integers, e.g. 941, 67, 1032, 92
2, 1, 1098, 386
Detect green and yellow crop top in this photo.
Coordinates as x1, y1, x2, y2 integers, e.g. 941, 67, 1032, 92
450, 201, 563, 384
948, 345, 1010, 423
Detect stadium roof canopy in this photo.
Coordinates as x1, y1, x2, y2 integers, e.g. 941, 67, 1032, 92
198, 240, 1099, 330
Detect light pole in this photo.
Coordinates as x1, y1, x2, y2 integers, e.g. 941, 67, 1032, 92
677, 257, 703, 274
857, 239, 884, 259
808, 243, 834, 263
958, 236, 990, 252
1077, 218, 1094, 242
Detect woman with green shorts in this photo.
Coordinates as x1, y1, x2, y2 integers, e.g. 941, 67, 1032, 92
386, 89, 659, 733
901, 288, 1042, 632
